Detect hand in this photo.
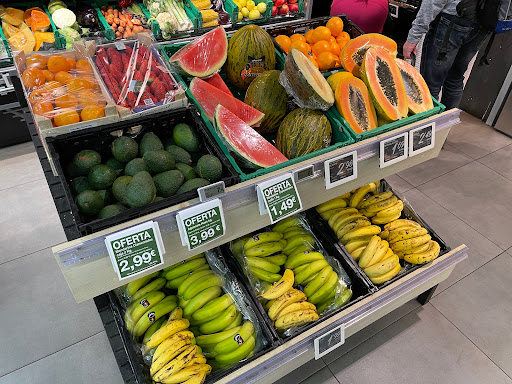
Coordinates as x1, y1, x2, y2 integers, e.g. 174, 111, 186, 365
403, 41, 417, 60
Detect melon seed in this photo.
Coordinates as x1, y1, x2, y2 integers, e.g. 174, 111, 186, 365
349, 84, 370, 131
376, 57, 398, 107
399, 69, 423, 104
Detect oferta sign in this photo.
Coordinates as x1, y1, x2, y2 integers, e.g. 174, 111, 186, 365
257, 173, 303, 223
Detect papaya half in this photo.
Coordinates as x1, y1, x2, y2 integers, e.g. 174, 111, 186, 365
395, 58, 434, 114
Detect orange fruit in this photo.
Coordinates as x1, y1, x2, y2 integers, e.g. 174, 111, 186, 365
326, 17, 344, 37
289, 41, 310, 56
336, 32, 351, 49
76, 60, 93, 74
66, 58, 76, 70
55, 71, 73, 84
311, 26, 331, 44
330, 42, 341, 56
290, 34, 306, 43
317, 52, 339, 71
26, 54, 47, 69
78, 90, 106, 107
275, 35, 292, 53
55, 93, 78, 109
312, 40, 331, 57
47, 56, 71, 73
84, 77, 99, 91
54, 109, 80, 126
32, 101, 54, 116
22, 68, 46, 89
81, 105, 105, 121
41, 70, 54, 82
43, 80, 62, 92
67, 78, 93, 93
29, 88, 54, 105
305, 30, 315, 44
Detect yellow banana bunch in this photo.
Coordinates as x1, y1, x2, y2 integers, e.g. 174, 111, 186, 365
356, 189, 404, 224
265, 285, 319, 329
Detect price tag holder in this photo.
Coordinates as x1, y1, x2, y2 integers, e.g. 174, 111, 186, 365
314, 324, 345, 359
176, 199, 226, 251
256, 173, 303, 223
379, 132, 408, 168
409, 122, 435, 156
293, 165, 315, 183
105, 221, 165, 281
114, 41, 126, 50
324, 150, 358, 189
197, 181, 226, 202
389, 3, 399, 17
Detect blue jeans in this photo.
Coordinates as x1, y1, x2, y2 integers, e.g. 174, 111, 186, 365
420, 13, 490, 109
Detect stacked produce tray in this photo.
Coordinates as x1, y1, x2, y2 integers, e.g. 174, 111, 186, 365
45, 106, 240, 240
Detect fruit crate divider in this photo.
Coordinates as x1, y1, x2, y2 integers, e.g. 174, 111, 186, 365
0, 28, 13, 68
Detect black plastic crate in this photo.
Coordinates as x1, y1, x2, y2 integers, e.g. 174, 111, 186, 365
45, 106, 240, 240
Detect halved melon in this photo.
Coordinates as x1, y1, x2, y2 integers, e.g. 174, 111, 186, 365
335, 76, 377, 134
395, 58, 434, 114
326, 71, 354, 93
280, 48, 334, 111
361, 47, 408, 121
341, 34, 397, 77
204, 73, 233, 96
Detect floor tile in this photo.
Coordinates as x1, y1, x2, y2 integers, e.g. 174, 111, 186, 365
327, 304, 512, 384
0, 332, 123, 384
418, 161, 512, 250
446, 111, 512, 160
402, 189, 503, 294
398, 144, 472, 187
0, 142, 44, 192
478, 144, 512, 182
383, 174, 414, 194
0, 179, 66, 264
273, 356, 326, 384
300, 366, 340, 384
0, 248, 103, 376
432, 253, 512, 377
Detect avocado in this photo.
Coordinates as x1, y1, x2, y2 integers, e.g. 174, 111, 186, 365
154, 196, 164, 202
105, 158, 125, 176
88, 165, 117, 190
116, 203, 129, 212
125, 171, 157, 208
140, 132, 164, 156
97, 189, 114, 205
166, 145, 192, 165
196, 155, 223, 182
98, 204, 124, 219
176, 178, 210, 195
175, 163, 196, 181
143, 150, 175, 173
71, 176, 91, 195
76, 190, 104, 215
111, 136, 138, 163
173, 123, 199, 152
153, 170, 185, 197
72, 150, 101, 175
125, 158, 150, 176
112, 176, 132, 205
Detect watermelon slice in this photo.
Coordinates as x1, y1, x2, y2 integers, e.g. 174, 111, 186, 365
190, 77, 265, 126
214, 105, 288, 169
169, 27, 228, 78
204, 73, 233, 96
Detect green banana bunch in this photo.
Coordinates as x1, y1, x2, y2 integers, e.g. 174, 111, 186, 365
133, 296, 179, 337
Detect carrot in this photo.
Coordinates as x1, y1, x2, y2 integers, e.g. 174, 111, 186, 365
127, 20, 133, 29
113, 9, 119, 18
111, 23, 117, 30
120, 20, 126, 27
119, 14, 127, 21
115, 31, 122, 39
123, 31, 129, 38
118, 26, 124, 33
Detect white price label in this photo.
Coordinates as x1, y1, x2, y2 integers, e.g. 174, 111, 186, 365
198, 181, 226, 202
379, 132, 408, 168
314, 324, 345, 359
409, 122, 435, 156
293, 165, 315, 183
256, 173, 303, 224
324, 150, 358, 189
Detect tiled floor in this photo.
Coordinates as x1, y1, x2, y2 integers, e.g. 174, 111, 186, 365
1, 111, 511, 383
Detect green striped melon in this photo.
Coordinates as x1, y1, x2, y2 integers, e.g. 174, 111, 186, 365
276, 108, 332, 159
244, 70, 288, 134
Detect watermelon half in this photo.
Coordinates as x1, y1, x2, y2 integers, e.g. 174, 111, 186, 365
214, 105, 288, 169
190, 77, 265, 126
204, 73, 233, 96
169, 27, 228, 77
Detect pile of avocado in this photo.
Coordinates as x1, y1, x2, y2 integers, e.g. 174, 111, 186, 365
67, 123, 224, 222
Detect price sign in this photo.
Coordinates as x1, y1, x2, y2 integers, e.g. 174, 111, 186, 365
256, 173, 303, 223
114, 41, 126, 50
379, 132, 408, 168
293, 165, 315, 183
105, 221, 165, 280
324, 150, 358, 189
314, 324, 345, 359
176, 199, 226, 250
409, 122, 435, 156
198, 181, 226, 202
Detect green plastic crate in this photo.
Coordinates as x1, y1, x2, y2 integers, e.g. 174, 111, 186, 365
92, 1, 116, 41
158, 42, 354, 181
268, 0, 306, 20
223, 0, 240, 26
0, 28, 13, 68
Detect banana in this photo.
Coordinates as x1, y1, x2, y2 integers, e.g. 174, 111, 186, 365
274, 310, 319, 329
390, 234, 431, 252
160, 365, 211, 384
259, 269, 294, 300
272, 216, 302, 232
292, 263, 310, 275
146, 318, 191, 349
215, 335, 256, 366
245, 242, 284, 257
294, 259, 329, 285
268, 289, 307, 320
380, 230, 389, 239
153, 345, 199, 382
336, 218, 371, 240
133, 296, 179, 337
177, 270, 215, 297
131, 278, 167, 303
302, 271, 320, 285
166, 265, 209, 290
404, 241, 440, 264
214, 321, 254, 355
142, 316, 168, 345
244, 232, 283, 251
264, 299, 275, 311
165, 258, 207, 281
327, 208, 359, 228
279, 239, 288, 248
357, 236, 381, 269
283, 228, 311, 240
248, 266, 282, 283
384, 219, 421, 231
282, 234, 315, 254
284, 251, 324, 269
150, 331, 194, 376
183, 274, 223, 301
317, 288, 353, 314
199, 305, 238, 334
192, 294, 233, 323
364, 254, 399, 277
319, 209, 342, 221
179, 296, 190, 308
332, 213, 367, 234
308, 270, 339, 304
365, 240, 390, 268
316, 197, 347, 213
375, 200, 404, 217
127, 291, 166, 328
286, 243, 315, 258
265, 254, 287, 266
126, 272, 160, 297
183, 286, 223, 318
246, 256, 281, 274
388, 227, 428, 244
345, 236, 373, 254
372, 211, 402, 225
369, 263, 401, 285
351, 246, 366, 260
231, 238, 249, 259
357, 191, 393, 209
168, 307, 183, 322
275, 301, 316, 318
341, 225, 381, 244
359, 208, 376, 217
226, 311, 243, 330
339, 192, 351, 199
365, 196, 398, 213
349, 182, 377, 208
395, 241, 430, 258
196, 326, 241, 347
303, 265, 333, 298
